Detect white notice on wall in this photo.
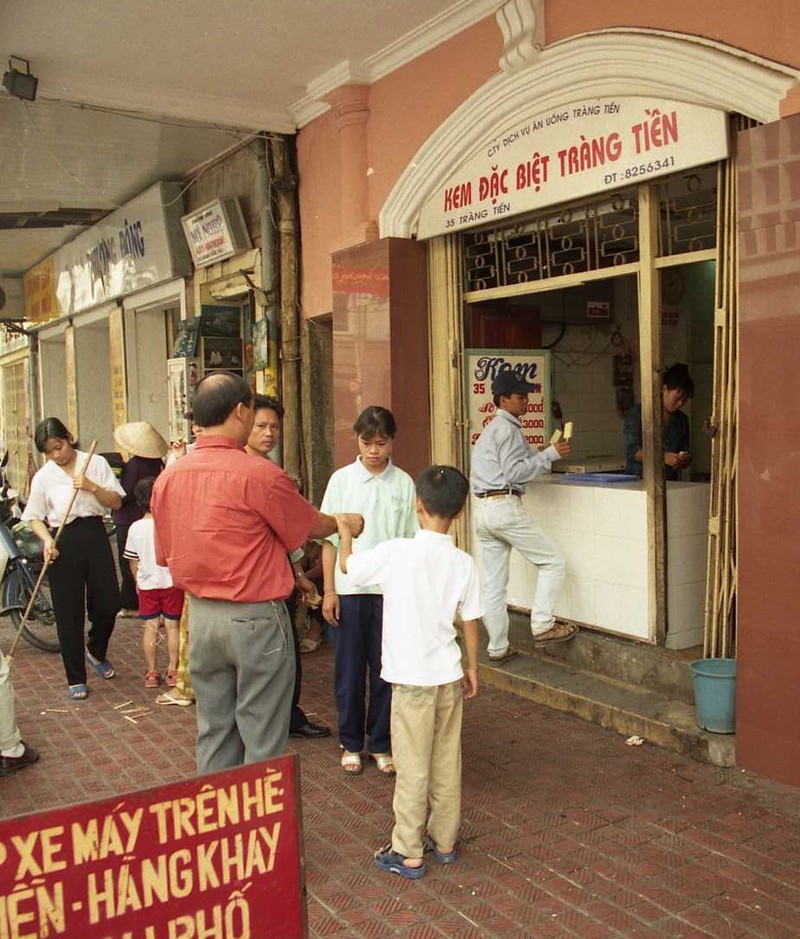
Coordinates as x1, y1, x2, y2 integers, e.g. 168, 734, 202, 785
465, 349, 551, 459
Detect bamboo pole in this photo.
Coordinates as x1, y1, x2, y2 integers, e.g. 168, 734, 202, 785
704, 116, 745, 659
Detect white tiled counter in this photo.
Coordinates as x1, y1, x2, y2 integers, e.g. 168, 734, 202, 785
470, 479, 710, 648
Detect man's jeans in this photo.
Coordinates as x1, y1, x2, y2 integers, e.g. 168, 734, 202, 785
474, 495, 565, 655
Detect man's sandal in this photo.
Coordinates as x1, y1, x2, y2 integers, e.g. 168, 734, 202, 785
370, 752, 396, 776
533, 621, 578, 644
424, 835, 457, 864
374, 845, 426, 879
341, 751, 363, 775
68, 683, 89, 701
156, 690, 193, 707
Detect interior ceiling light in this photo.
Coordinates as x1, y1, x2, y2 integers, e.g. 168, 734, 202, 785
2, 56, 38, 102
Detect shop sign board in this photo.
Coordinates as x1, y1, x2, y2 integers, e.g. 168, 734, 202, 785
417, 97, 729, 239
465, 349, 551, 458
0, 756, 307, 939
64, 324, 78, 436
108, 306, 128, 429
22, 258, 59, 324
23, 182, 191, 323
181, 198, 252, 268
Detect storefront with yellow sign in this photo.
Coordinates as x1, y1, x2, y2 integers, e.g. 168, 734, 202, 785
23, 181, 192, 453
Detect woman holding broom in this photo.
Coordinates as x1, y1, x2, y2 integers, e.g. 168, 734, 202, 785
22, 418, 126, 700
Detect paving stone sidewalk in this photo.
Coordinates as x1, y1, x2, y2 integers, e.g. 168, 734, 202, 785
2, 614, 800, 938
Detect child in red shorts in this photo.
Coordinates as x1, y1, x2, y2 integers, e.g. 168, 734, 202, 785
123, 477, 183, 688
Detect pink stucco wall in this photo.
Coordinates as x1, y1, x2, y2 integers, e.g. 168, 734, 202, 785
297, 2, 800, 319
546, 0, 800, 70
297, 17, 499, 319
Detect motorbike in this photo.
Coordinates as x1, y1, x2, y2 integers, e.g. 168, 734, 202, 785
0, 450, 60, 653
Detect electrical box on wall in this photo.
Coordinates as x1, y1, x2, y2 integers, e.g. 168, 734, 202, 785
538, 280, 615, 325
0, 277, 24, 320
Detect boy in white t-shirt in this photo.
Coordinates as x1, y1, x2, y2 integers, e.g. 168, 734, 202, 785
124, 477, 183, 688
337, 465, 483, 880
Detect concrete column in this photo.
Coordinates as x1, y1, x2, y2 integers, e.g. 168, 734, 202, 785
325, 84, 375, 246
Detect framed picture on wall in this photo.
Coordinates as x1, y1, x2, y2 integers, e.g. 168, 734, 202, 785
200, 305, 241, 338
201, 337, 244, 372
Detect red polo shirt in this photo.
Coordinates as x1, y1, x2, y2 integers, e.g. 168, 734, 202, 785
151, 435, 320, 603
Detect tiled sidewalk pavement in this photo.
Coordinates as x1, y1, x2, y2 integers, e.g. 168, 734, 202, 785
3, 614, 800, 938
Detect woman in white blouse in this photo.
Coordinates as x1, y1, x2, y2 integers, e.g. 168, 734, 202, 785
23, 419, 126, 701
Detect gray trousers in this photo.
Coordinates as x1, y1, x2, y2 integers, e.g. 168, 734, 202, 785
188, 595, 294, 775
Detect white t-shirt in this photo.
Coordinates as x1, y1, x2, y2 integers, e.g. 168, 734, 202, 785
22, 451, 126, 528
346, 530, 484, 686
123, 517, 173, 590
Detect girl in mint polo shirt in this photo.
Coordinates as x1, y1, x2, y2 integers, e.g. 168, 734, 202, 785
320, 407, 417, 776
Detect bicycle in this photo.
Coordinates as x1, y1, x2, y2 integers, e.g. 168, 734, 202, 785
0, 451, 60, 653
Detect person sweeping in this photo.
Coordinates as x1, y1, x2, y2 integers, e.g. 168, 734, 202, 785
22, 418, 126, 700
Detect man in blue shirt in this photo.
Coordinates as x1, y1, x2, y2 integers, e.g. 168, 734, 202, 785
622, 363, 694, 480
470, 371, 576, 662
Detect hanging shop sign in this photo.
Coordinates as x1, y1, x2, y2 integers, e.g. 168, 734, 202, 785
465, 349, 551, 455
21, 258, 58, 324
108, 306, 128, 429
22, 182, 191, 323
418, 97, 729, 239
0, 756, 306, 939
181, 198, 252, 268
64, 324, 78, 436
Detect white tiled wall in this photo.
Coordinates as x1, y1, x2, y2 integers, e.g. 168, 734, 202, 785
471, 480, 709, 648
546, 274, 693, 465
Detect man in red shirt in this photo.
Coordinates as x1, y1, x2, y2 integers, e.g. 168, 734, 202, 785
152, 372, 362, 773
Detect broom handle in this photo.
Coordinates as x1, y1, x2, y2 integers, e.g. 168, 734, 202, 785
6, 441, 97, 662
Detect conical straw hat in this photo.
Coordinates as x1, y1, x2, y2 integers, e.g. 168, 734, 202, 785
113, 422, 168, 459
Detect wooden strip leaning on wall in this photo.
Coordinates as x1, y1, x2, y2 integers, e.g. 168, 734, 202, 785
638, 184, 667, 645
427, 235, 468, 549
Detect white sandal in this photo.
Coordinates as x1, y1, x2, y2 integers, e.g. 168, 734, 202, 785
370, 752, 396, 776
341, 751, 363, 775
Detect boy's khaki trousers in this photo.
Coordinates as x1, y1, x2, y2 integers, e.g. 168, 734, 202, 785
390, 679, 463, 859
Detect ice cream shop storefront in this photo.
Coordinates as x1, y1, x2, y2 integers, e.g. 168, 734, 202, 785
304, 15, 800, 783
407, 95, 739, 655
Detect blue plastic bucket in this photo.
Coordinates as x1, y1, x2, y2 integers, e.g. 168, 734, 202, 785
690, 658, 737, 734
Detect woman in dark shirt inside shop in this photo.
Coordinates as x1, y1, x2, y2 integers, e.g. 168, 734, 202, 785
623, 363, 694, 481
112, 422, 168, 616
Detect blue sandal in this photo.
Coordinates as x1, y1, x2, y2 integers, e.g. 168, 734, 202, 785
86, 652, 116, 679
68, 683, 89, 700
373, 845, 426, 880
424, 835, 457, 864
